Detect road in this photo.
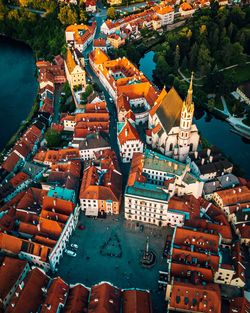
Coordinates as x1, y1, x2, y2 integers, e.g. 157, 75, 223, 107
7, 4, 46, 16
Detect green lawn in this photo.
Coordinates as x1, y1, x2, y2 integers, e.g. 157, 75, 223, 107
223, 63, 250, 85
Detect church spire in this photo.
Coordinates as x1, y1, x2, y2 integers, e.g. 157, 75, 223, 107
186, 72, 194, 110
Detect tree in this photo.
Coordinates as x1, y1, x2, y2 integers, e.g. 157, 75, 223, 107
174, 45, 180, 71
155, 55, 171, 85
107, 7, 116, 20
197, 44, 213, 76
58, 6, 78, 25
189, 42, 199, 70
45, 128, 62, 148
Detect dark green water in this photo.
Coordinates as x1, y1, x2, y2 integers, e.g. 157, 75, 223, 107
0, 36, 38, 151
139, 51, 250, 178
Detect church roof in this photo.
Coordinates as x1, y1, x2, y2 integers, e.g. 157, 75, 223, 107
155, 87, 183, 134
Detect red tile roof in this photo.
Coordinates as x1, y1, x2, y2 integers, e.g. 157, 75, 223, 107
122, 290, 152, 313
118, 120, 141, 146
168, 279, 221, 313
64, 284, 89, 313
40, 277, 69, 313
88, 282, 121, 313
6, 267, 49, 313
0, 257, 29, 302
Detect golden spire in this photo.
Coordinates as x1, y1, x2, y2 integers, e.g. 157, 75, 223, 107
186, 71, 194, 110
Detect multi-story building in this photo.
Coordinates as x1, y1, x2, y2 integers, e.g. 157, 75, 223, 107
166, 278, 221, 313
147, 74, 199, 162
1, 259, 153, 313
34, 148, 80, 166
0, 257, 30, 311
154, 5, 174, 26
117, 120, 144, 163
64, 48, 86, 90
65, 23, 96, 52
79, 150, 122, 216
189, 147, 233, 181
167, 226, 246, 288
0, 188, 77, 271
89, 48, 159, 125
107, 34, 126, 49
124, 149, 203, 226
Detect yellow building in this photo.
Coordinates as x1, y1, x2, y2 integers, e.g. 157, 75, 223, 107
64, 48, 86, 90
107, 34, 125, 49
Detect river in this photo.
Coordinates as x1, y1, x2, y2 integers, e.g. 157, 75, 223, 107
139, 51, 250, 178
0, 36, 38, 151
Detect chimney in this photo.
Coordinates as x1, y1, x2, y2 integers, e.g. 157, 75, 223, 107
194, 151, 198, 159
239, 188, 242, 193
37, 224, 41, 232
209, 155, 213, 163
125, 128, 128, 137
207, 148, 211, 157
201, 158, 205, 165
226, 176, 229, 182
53, 199, 56, 206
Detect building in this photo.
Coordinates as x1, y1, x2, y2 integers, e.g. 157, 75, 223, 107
89, 48, 159, 125
79, 149, 122, 216
86, 0, 96, 13
107, 34, 126, 49
189, 147, 233, 181
65, 23, 96, 52
166, 226, 245, 288
179, 2, 196, 17
0, 257, 30, 311
0, 187, 78, 271
64, 48, 86, 90
154, 5, 174, 26
76, 133, 111, 160
34, 148, 80, 166
236, 82, 250, 105
166, 278, 221, 313
5, 267, 50, 313
1, 259, 153, 313
124, 149, 203, 226
93, 38, 107, 52
229, 296, 250, 313
117, 120, 144, 163
147, 74, 199, 162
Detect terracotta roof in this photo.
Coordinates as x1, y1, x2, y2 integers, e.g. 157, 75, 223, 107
174, 227, 220, 253
88, 282, 121, 313
40, 277, 69, 313
122, 290, 152, 313
168, 279, 221, 313
118, 120, 141, 146
229, 297, 250, 313
93, 38, 107, 47
1, 152, 21, 173
64, 284, 89, 313
9, 172, 30, 188
6, 267, 49, 313
0, 257, 29, 301
155, 5, 173, 14
215, 186, 250, 207
180, 2, 193, 10
66, 48, 77, 74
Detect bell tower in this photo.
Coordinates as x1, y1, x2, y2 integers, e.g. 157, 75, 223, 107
178, 72, 195, 161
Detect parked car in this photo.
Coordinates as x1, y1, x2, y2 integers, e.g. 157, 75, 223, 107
70, 243, 78, 250
65, 249, 76, 257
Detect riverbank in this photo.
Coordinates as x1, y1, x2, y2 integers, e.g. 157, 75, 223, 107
0, 36, 39, 160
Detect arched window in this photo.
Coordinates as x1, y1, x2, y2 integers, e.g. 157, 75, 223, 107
190, 143, 193, 152
169, 143, 173, 151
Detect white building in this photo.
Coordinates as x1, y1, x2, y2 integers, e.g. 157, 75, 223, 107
147, 74, 199, 162
74, 133, 111, 160
155, 6, 174, 26
124, 149, 204, 226
117, 120, 144, 163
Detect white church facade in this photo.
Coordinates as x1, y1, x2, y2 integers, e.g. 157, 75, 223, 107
146, 73, 199, 162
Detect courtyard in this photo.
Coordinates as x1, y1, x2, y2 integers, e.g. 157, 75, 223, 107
57, 213, 172, 312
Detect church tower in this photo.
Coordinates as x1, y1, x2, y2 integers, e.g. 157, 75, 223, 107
178, 72, 195, 161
